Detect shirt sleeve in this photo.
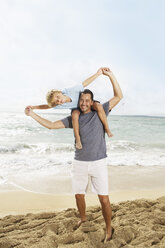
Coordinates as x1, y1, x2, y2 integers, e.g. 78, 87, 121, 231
53, 103, 69, 109
61, 116, 73, 128
102, 101, 111, 116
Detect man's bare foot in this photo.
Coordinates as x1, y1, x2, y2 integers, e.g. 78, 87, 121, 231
103, 227, 114, 243
77, 219, 86, 227
73, 219, 86, 230
76, 141, 83, 149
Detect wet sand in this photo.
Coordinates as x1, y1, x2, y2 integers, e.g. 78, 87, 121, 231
0, 189, 165, 217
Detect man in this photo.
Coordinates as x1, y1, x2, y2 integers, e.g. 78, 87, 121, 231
25, 67, 123, 243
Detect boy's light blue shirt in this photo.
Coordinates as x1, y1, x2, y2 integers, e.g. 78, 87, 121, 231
53, 84, 84, 110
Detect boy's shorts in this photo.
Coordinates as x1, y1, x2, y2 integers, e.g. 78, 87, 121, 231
71, 158, 109, 195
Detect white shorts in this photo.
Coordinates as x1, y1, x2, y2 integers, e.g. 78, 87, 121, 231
71, 158, 109, 195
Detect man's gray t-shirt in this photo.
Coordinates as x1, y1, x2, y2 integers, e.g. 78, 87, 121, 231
61, 101, 110, 161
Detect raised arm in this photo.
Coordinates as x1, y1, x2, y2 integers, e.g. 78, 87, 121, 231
25, 107, 65, 129
26, 104, 51, 110
82, 68, 103, 88
102, 68, 123, 111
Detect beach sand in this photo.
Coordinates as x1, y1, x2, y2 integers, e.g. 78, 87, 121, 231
0, 165, 165, 247
0, 193, 165, 248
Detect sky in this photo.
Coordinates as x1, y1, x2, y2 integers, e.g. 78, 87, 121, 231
0, 0, 164, 116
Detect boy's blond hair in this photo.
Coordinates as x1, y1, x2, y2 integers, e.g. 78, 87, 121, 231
46, 90, 61, 107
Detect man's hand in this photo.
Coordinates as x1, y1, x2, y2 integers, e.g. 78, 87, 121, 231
25, 106, 33, 116
102, 67, 112, 77
97, 67, 103, 76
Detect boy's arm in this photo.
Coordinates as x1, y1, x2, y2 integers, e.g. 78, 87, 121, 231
27, 104, 51, 110
82, 68, 103, 88
102, 68, 123, 111
25, 107, 65, 129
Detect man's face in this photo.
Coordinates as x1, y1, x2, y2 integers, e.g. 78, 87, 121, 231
79, 93, 93, 113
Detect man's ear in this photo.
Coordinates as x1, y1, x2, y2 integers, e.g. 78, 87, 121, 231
91, 100, 94, 106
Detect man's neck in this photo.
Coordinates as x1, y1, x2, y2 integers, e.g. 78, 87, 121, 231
81, 109, 92, 114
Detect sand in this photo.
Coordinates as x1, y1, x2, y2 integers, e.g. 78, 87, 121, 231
0, 196, 165, 248
0, 165, 165, 247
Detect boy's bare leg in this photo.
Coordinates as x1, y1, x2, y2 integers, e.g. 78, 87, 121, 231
93, 102, 113, 137
75, 194, 86, 226
72, 109, 82, 149
98, 195, 113, 243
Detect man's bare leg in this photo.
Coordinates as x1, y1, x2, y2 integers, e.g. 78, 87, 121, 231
75, 194, 86, 226
72, 110, 82, 149
98, 195, 113, 243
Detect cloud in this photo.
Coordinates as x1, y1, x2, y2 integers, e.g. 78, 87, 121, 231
0, 0, 164, 116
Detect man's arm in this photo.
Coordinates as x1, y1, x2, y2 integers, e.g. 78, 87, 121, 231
82, 68, 103, 88
102, 68, 123, 111
25, 107, 65, 129
26, 104, 51, 110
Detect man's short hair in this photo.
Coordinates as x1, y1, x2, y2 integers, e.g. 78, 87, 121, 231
80, 89, 94, 101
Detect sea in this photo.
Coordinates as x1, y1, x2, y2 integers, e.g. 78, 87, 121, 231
0, 111, 165, 194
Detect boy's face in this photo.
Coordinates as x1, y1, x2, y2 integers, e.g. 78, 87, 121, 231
52, 92, 65, 105
79, 93, 93, 113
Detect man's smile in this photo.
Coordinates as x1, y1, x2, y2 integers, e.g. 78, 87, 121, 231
79, 93, 93, 114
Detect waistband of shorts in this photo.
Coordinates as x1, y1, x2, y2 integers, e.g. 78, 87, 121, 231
73, 157, 107, 165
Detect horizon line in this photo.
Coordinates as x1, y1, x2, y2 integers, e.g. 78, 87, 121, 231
0, 110, 164, 118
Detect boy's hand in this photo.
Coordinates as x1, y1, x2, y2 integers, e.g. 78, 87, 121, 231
25, 106, 33, 116
26, 105, 34, 109
97, 67, 103, 76
102, 67, 112, 77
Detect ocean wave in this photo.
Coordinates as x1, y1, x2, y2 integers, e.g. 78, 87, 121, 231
108, 140, 139, 151
0, 175, 7, 184
0, 143, 75, 154
107, 140, 165, 152
0, 140, 165, 155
